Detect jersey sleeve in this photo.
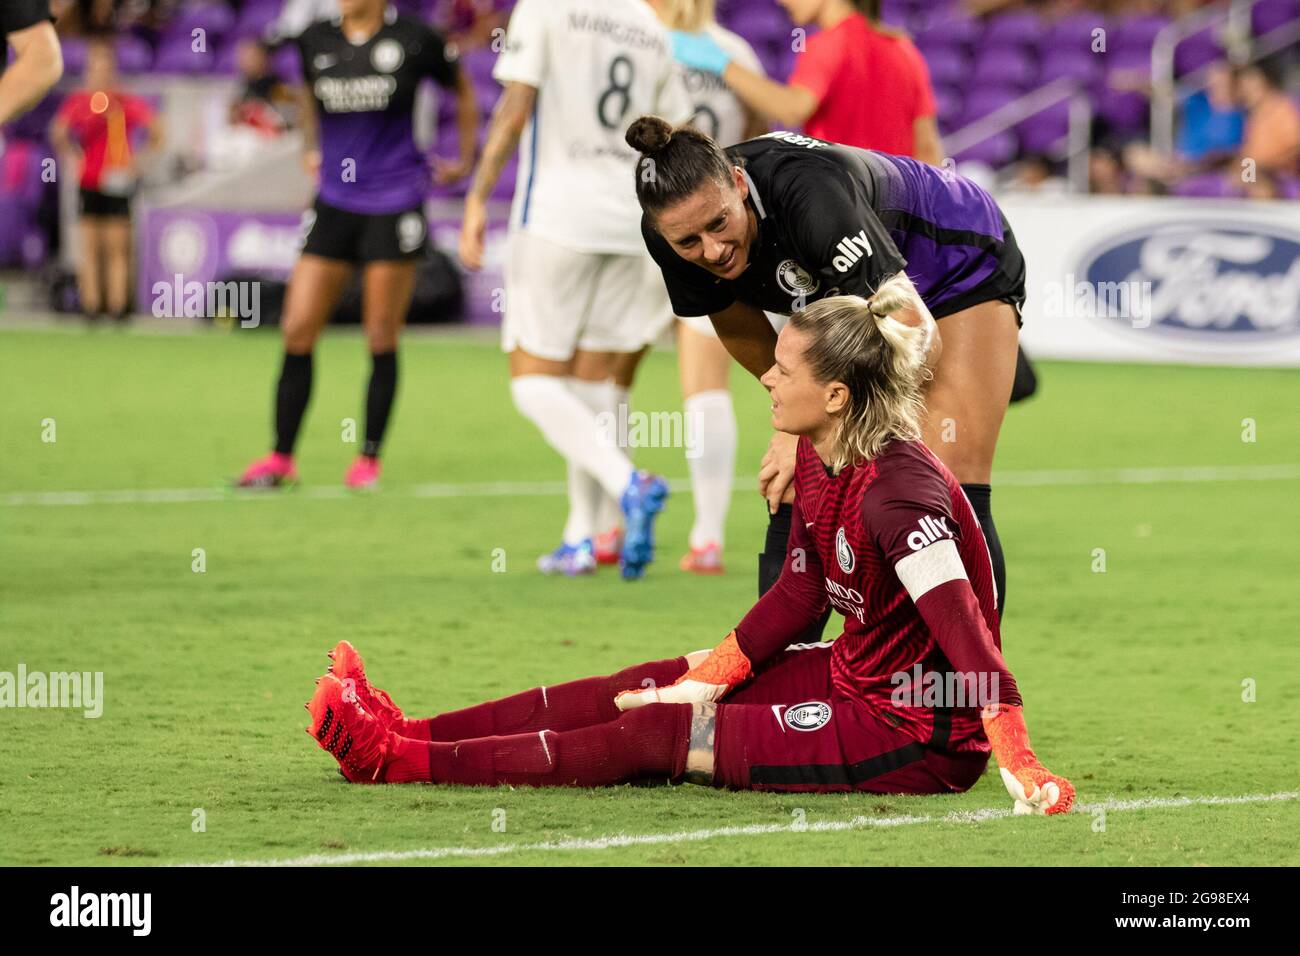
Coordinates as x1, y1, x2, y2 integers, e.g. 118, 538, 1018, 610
415, 24, 460, 89
734, 495, 829, 665
1, 0, 50, 34
778, 161, 907, 297
864, 449, 1021, 706
492, 0, 547, 88
642, 218, 736, 316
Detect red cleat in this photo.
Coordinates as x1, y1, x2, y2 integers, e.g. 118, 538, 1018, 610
305, 674, 391, 783
326, 640, 405, 731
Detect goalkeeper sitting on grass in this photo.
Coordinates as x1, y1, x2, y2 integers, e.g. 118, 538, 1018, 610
306, 286, 1074, 813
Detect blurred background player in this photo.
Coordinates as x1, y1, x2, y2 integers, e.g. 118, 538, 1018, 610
0, 0, 62, 125
626, 117, 1025, 621
236, 0, 476, 491
308, 292, 1072, 814
590, 0, 770, 577
456, 0, 691, 580
49, 37, 161, 325
670, 0, 942, 164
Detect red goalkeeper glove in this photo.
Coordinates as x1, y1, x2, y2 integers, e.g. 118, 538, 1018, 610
982, 703, 1075, 815
614, 631, 752, 710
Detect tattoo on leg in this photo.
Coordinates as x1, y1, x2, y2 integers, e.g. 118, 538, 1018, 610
684, 702, 717, 786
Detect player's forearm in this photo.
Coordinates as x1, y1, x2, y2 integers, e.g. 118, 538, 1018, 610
467, 83, 532, 204
722, 62, 816, 129
709, 302, 778, 381
735, 510, 828, 664
0, 25, 63, 125
297, 85, 319, 154
912, 579, 1020, 707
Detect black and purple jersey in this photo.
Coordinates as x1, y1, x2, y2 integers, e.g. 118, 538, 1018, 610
643, 131, 1025, 320
295, 9, 460, 214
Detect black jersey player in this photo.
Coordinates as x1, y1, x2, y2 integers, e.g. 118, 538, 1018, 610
238, 0, 477, 490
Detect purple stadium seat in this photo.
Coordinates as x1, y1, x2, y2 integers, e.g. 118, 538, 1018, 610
880, 0, 911, 29
173, 2, 237, 42
61, 37, 88, 75
153, 34, 219, 75
214, 39, 242, 74
770, 44, 797, 83
115, 35, 153, 73
1171, 173, 1241, 198
907, 0, 960, 32
272, 44, 301, 81
1111, 14, 1172, 53
1175, 29, 1224, 76
1043, 13, 1108, 58
1252, 0, 1300, 36
915, 15, 983, 50
969, 49, 1037, 90
1096, 85, 1149, 135
460, 48, 498, 86
922, 48, 968, 88
1276, 175, 1300, 200
932, 85, 963, 127
1016, 101, 1069, 155
235, 1, 281, 41
1037, 54, 1101, 88
961, 87, 1020, 124
952, 130, 1018, 166
1107, 45, 1155, 71
733, 5, 792, 47
982, 11, 1044, 49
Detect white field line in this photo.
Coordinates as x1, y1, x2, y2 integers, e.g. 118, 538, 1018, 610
5, 463, 1299, 509
184, 789, 1300, 867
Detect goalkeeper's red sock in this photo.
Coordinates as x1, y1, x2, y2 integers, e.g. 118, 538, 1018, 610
397, 657, 688, 741
382, 702, 692, 786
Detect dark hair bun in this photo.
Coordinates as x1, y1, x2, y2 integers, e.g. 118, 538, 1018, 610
625, 115, 673, 154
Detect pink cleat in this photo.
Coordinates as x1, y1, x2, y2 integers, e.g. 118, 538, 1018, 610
680, 542, 725, 575
237, 452, 297, 489
344, 455, 381, 490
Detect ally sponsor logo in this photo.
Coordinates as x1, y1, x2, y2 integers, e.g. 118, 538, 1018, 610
1076, 220, 1300, 349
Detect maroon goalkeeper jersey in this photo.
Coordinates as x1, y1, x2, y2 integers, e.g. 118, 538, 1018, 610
736, 437, 1006, 754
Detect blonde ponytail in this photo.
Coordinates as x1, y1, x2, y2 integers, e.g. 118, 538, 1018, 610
788, 282, 930, 471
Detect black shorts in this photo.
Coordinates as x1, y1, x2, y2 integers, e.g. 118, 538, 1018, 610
299, 197, 428, 263
928, 210, 1027, 326
79, 189, 131, 218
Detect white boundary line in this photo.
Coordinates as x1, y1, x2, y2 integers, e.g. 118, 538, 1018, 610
5, 463, 1298, 509
183, 790, 1300, 867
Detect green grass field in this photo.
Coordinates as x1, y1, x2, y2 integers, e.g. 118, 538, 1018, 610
1, 323, 1297, 866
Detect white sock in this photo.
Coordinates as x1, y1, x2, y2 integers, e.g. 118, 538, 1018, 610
684, 389, 736, 549
596, 384, 631, 532
510, 375, 634, 503
563, 378, 617, 545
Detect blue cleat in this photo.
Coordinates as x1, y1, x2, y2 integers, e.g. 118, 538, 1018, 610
619, 470, 669, 580
537, 539, 597, 576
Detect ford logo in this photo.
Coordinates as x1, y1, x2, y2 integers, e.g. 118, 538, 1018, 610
1076, 220, 1300, 348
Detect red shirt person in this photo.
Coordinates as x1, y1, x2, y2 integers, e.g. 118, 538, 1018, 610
52, 39, 156, 199
667, 0, 942, 163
